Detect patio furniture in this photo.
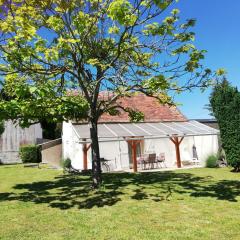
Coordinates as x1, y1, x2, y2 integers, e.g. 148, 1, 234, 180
157, 153, 167, 168
137, 154, 148, 170
100, 158, 111, 172
137, 154, 151, 170
181, 158, 200, 166
191, 158, 200, 165
148, 153, 157, 169
137, 156, 144, 169
138, 153, 165, 170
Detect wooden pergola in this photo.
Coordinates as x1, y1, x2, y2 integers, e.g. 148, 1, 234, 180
82, 139, 91, 170
125, 137, 143, 173
126, 135, 184, 172
72, 121, 219, 172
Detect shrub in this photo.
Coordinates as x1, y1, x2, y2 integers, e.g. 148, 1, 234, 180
206, 154, 218, 168
19, 144, 41, 163
63, 158, 72, 170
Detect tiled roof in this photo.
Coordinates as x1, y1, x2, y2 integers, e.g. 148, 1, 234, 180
99, 93, 186, 122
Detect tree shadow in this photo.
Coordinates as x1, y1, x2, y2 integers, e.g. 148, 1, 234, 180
0, 171, 240, 210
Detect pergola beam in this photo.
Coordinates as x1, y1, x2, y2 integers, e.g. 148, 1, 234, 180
82, 140, 91, 170
170, 136, 184, 168
125, 137, 142, 173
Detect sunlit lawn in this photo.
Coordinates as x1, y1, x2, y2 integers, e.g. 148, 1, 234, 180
0, 165, 240, 240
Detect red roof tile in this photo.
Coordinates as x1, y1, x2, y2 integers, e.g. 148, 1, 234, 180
99, 93, 186, 122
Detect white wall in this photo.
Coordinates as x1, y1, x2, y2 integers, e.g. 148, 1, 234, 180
143, 138, 176, 167
62, 121, 90, 169
99, 140, 128, 171
191, 135, 219, 166
62, 121, 73, 160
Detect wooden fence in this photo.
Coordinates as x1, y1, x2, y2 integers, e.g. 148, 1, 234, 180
0, 120, 42, 164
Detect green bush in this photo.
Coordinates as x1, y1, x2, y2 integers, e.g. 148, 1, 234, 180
206, 154, 218, 168
63, 158, 72, 169
19, 144, 41, 163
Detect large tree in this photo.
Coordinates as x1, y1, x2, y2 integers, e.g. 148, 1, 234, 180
0, 0, 221, 187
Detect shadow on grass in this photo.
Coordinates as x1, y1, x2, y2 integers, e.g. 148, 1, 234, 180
0, 171, 240, 210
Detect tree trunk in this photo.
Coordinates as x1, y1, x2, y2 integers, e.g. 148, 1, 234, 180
90, 120, 102, 188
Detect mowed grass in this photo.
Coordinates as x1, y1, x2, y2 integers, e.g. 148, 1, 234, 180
0, 165, 240, 240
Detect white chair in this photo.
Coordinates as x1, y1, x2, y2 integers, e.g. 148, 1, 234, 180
157, 153, 167, 168
191, 158, 200, 165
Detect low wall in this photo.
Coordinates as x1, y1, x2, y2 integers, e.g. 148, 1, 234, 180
0, 151, 20, 164
40, 139, 62, 168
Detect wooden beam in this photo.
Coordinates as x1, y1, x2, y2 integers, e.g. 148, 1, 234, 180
170, 137, 176, 144
170, 136, 184, 168
132, 141, 137, 173
175, 139, 181, 168
124, 137, 143, 173
179, 136, 184, 145
83, 143, 91, 170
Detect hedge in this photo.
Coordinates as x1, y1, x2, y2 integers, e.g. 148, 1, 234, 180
19, 144, 41, 163
210, 79, 240, 171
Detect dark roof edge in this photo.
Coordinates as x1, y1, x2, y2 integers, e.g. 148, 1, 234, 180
192, 119, 217, 123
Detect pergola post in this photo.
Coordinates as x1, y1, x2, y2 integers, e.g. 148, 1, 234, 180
125, 138, 142, 173
170, 136, 184, 168
82, 140, 91, 170
132, 141, 137, 173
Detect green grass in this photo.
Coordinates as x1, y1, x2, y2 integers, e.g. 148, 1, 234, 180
0, 165, 240, 240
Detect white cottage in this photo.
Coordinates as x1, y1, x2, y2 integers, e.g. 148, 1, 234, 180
62, 94, 219, 172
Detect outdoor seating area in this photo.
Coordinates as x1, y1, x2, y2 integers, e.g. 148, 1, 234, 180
137, 153, 167, 170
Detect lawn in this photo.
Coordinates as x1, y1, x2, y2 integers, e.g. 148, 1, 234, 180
0, 165, 240, 240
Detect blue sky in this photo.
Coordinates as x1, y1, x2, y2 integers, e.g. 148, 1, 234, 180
171, 0, 240, 119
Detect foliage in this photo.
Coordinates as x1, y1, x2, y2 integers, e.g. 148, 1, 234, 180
126, 108, 145, 122
63, 158, 72, 170
0, 120, 4, 135
19, 144, 41, 163
206, 154, 218, 168
0, 0, 221, 124
0, 0, 224, 186
0, 80, 89, 127
210, 79, 240, 171
41, 120, 62, 140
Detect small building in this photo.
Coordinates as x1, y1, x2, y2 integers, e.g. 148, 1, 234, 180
0, 120, 42, 164
194, 119, 219, 130
62, 94, 219, 172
